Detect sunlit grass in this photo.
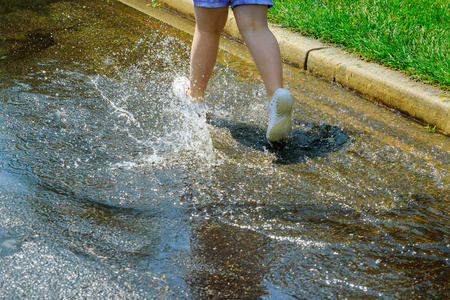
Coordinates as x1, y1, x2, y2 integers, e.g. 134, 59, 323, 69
269, 0, 450, 91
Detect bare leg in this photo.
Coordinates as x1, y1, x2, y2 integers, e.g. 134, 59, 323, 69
188, 6, 229, 102
233, 5, 283, 101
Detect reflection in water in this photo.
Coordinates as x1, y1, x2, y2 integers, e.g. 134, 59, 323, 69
0, 0, 449, 299
188, 219, 272, 299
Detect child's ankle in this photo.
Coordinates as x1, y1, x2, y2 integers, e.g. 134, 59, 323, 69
187, 89, 203, 104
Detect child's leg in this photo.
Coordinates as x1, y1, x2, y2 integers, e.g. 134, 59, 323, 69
233, 5, 283, 102
189, 6, 229, 102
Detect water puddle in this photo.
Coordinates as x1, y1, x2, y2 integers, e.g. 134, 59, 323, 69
0, 0, 448, 299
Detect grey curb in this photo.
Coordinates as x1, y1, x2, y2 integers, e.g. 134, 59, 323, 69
119, 0, 450, 135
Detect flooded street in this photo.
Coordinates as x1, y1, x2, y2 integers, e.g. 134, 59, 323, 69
0, 0, 449, 299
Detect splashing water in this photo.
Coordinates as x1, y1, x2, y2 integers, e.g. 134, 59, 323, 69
89, 67, 218, 170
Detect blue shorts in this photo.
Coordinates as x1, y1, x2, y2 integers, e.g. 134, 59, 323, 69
193, 0, 273, 9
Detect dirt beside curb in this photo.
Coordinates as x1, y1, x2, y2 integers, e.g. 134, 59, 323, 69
119, 0, 450, 135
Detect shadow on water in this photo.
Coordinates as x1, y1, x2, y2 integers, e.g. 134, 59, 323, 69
1, 30, 55, 62
0, 0, 65, 14
208, 116, 351, 164
0, 0, 75, 61
37, 178, 144, 215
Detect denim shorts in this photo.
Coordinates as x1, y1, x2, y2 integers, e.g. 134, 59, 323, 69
193, 0, 273, 9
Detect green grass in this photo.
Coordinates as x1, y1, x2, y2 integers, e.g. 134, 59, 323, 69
269, 0, 450, 91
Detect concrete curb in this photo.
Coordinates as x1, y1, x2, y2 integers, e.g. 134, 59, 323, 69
119, 0, 450, 135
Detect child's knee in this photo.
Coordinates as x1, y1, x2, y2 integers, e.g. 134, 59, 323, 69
197, 23, 226, 36
239, 19, 267, 34
233, 6, 268, 34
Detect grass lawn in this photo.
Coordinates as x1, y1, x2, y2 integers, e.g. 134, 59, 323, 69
269, 0, 450, 91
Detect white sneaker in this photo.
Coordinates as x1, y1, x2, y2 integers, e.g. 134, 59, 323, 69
172, 76, 207, 115
266, 88, 293, 142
